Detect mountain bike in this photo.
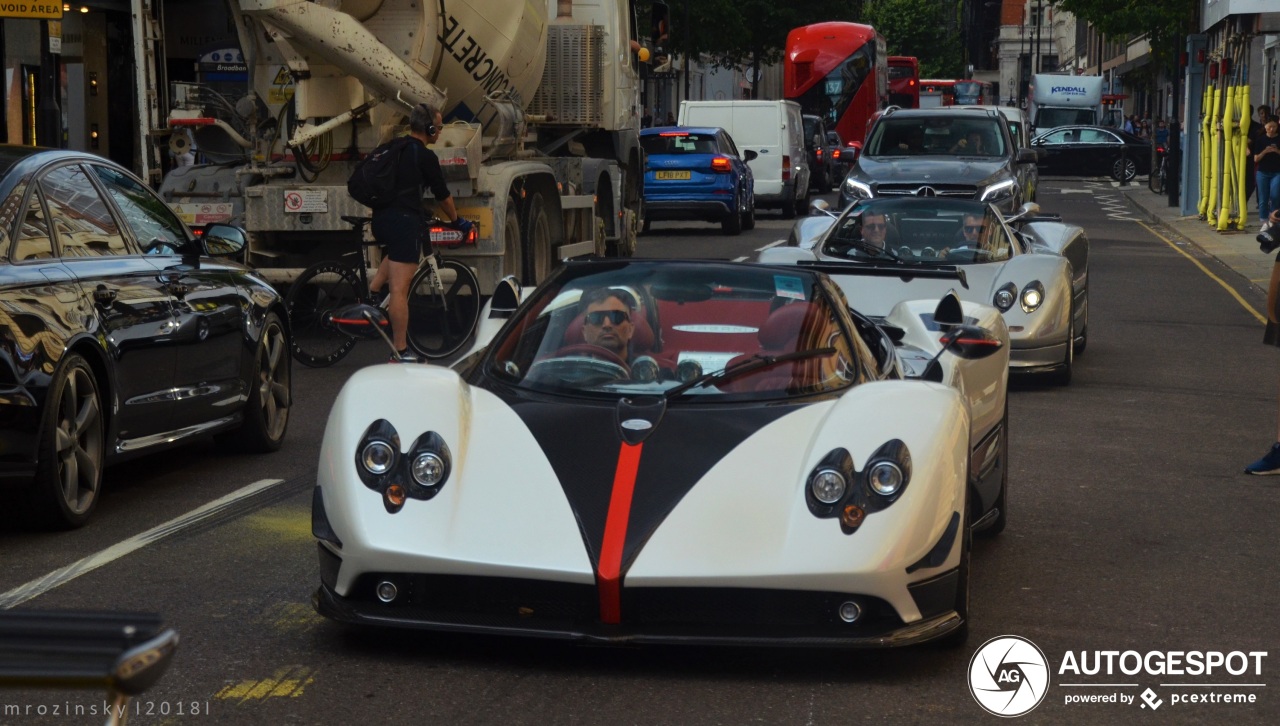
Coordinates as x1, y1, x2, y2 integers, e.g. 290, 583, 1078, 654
286, 215, 482, 366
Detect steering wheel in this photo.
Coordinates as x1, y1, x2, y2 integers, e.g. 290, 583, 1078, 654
526, 343, 631, 385
943, 245, 993, 262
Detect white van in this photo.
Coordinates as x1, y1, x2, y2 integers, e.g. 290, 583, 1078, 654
678, 100, 811, 218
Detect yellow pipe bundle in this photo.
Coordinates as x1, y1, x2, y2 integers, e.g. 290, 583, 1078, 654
1236, 74, 1251, 229
1217, 83, 1236, 231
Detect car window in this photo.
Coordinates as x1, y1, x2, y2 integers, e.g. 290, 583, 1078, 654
1041, 129, 1072, 144
13, 192, 54, 262
640, 132, 719, 155
485, 264, 858, 400
868, 116, 1005, 157
720, 132, 740, 157
1078, 129, 1114, 144
822, 198, 1013, 264
40, 164, 131, 258
90, 164, 189, 255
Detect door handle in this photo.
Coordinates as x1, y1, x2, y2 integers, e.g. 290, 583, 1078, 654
93, 285, 117, 306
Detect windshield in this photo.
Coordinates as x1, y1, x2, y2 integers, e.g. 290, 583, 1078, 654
867, 116, 1006, 157
1035, 107, 1096, 129
820, 198, 1013, 265
641, 132, 718, 155
484, 262, 859, 399
888, 65, 914, 80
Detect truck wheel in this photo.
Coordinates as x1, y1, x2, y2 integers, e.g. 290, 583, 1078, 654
502, 198, 524, 282
523, 192, 552, 285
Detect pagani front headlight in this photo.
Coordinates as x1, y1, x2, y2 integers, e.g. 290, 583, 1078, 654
361, 440, 395, 475
810, 468, 848, 504
867, 461, 904, 496
411, 452, 445, 486
993, 282, 1017, 312
844, 178, 873, 199
1020, 280, 1045, 313
980, 179, 1016, 202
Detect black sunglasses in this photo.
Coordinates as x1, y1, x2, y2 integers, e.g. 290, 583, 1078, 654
585, 310, 630, 326
963, 224, 986, 233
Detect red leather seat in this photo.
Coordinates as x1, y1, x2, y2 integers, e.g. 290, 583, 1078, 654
720, 302, 818, 392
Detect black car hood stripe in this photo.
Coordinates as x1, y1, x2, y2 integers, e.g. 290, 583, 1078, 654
500, 393, 807, 575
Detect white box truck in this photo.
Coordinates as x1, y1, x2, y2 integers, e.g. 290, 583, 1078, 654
1028, 74, 1104, 132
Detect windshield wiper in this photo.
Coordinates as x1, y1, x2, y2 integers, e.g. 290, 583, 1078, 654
664, 347, 837, 399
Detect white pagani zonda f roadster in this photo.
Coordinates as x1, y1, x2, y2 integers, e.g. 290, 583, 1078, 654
768, 197, 1088, 384
311, 260, 1010, 648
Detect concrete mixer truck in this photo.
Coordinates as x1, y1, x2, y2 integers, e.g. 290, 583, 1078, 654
159, 0, 651, 291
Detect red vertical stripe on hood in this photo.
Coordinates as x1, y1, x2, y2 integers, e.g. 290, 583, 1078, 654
597, 442, 643, 623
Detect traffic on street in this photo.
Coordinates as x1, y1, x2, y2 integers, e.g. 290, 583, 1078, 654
3, 177, 1279, 723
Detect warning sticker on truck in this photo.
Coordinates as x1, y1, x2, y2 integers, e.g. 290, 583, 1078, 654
169, 202, 234, 225
284, 189, 327, 213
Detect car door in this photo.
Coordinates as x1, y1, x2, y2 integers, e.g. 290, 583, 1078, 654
1077, 128, 1116, 174
1033, 128, 1076, 174
89, 163, 248, 433
40, 162, 179, 443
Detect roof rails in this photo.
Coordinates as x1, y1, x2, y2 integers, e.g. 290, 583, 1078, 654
882, 105, 903, 116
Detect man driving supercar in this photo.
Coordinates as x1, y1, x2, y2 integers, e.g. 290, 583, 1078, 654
579, 287, 638, 361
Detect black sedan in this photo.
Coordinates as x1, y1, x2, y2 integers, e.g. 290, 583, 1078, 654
0, 147, 291, 528
1031, 125, 1150, 181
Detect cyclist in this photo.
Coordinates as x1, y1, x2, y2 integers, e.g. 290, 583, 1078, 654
368, 102, 474, 362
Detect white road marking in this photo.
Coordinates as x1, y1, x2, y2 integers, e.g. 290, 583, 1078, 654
1058, 189, 1095, 194
755, 240, 786, 251
733, 256, 748, 261
0, 478, 286, 609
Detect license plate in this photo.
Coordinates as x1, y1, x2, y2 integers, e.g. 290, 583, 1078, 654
655, 170, 691, 180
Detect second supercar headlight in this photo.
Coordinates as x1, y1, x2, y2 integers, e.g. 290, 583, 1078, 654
361, 441, 395, 475
867, 461, 905, 496
1020, 280, 1045, 313
411, 452, 445, 486
810, 468, 848, 504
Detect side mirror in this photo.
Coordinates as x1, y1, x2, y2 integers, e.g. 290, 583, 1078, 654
490, 275, 521, 318
809, 198, 832, 216
200, 224, 247, 256
744, 149, 758, 162
1005, 201, 1041, 224
940, 324, 1004, 359
933, 291, 965, 326
1016, 147, 1038, 164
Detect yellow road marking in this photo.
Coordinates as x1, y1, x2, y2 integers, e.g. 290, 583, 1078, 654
1137, 221, 1266, 324
253, 601, 325, 634
216, 665, 316, 702
245, 509, 313, 541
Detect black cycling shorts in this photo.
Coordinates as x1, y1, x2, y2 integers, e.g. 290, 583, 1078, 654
372, 208, 425, 263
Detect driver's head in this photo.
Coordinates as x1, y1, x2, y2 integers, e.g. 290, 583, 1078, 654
580, 288, 636, 357
961, 212, 987, 243
862, 211, 889, 248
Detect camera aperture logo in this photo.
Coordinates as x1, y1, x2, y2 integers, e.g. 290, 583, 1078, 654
969, 635, 1051, 717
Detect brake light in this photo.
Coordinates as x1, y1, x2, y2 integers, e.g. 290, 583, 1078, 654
711, 156, 732, 172
815, 148, 823, 157
832, 149, 841, 159
658, 131, 689, 137
783, 155, 791, 181
1156, 145, 1166, 154
429, 224, 478, 248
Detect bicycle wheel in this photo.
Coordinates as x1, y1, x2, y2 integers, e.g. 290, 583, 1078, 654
286, 261, 362, 367
406, 258, 482, 360
1150, 158, 1165, 194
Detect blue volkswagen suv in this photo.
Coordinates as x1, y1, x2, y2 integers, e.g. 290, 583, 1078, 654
640, 126, 757, 235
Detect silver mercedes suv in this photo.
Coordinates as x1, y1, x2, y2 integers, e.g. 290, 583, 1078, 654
839, 107, 1038, 214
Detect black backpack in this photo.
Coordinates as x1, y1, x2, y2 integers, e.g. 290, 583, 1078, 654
347, 137, 414, 209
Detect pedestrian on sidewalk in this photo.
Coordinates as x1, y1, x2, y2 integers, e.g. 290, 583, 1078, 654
1245, 205, 1280, 474
1246, 105, 1271, 207
1252, 119, 1280, 230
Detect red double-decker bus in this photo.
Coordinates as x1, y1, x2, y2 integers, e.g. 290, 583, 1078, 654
784, 22, 887, 148
888, 56, 919, 108
954, 80, 995, 105
919, 79, 956, 108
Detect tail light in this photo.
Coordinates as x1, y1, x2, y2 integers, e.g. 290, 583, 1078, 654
429, 223, 478, 248
782, 155, 791, 181
816, 148, 823, 158
832, 149, 841, 160
710, 156, 732, 172
1156, 145, 1166, 154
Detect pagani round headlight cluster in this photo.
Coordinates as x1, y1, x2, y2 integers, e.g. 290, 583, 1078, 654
993, 282, 1017, 312
1020, 280, 1045, 313
805, 441, 913, 534
355, 420, 453, 513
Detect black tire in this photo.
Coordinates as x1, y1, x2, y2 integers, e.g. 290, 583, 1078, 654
1111, 156, 1137, 182
217, 312, 291, 453
286, 261, 361, 367
406, 259, 482, 360
1149, 158, 1165, 194
641, 216, 652, 234
28, 354, 105, 529
1074, 296, 1088, 354
980, 403, 1009, 537
501, 198, 524, 283
721, 196, 743, 235
523, 191, 553, 285
742, 194, 756, 230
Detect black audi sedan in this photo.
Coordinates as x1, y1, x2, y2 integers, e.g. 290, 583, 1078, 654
1031, 125, 1151, 182
0, 147, 291, 528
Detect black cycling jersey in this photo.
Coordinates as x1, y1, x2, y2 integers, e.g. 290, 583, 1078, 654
387, 137, 452, 214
